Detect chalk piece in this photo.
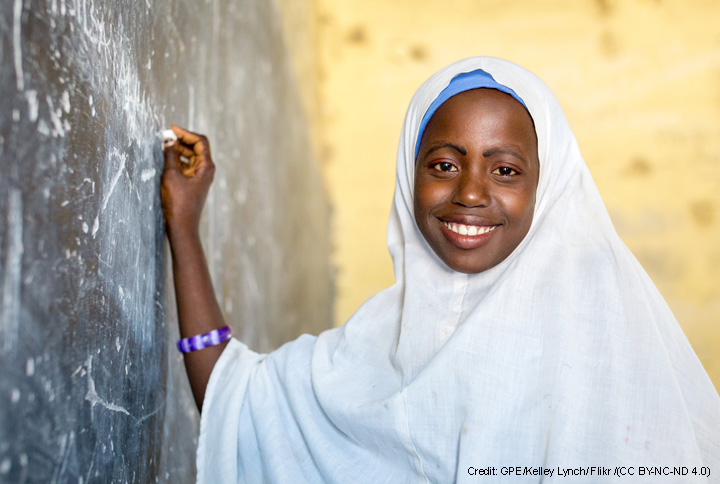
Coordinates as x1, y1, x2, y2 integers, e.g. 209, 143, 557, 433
162, 129, 177, 141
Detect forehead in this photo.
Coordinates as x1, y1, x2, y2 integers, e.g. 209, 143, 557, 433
419, 88, 538, 148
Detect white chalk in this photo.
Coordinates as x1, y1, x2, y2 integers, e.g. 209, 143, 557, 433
162, 129, 177, 141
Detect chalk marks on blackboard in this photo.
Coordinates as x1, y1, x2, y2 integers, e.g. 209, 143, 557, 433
1, 188, 23, 354
100, 149, 127, 212
83, 357, 130, 417
25, 90, 38, 122
13, 0, 24, 91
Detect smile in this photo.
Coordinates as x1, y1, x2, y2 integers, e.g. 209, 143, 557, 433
441, 221, 497, 236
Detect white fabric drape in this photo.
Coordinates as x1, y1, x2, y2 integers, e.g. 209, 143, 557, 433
197, 57, 720, 483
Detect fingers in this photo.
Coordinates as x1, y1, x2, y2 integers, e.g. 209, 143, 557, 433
170, 124, 201, 144
163, 140, 182, 175
176, 144, 195, 159
171, 124, 211, 157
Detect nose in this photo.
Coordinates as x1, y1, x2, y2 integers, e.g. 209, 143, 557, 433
451, 172, 491, 208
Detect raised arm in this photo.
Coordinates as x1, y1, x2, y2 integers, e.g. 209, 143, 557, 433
161, 124, 227, 411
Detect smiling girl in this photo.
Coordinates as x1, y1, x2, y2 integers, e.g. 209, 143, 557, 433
414, 86, 539, 274
162, 57, 720, 483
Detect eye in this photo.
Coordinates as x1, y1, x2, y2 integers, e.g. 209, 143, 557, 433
432, 161, 458, 172
491, 166, 519, 177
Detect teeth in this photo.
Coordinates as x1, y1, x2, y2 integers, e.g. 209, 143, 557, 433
443, 221, 496, 236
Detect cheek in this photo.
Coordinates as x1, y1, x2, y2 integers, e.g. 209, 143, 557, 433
501, 186, 536, 229
413, 179, 440, 219
412, 198, 423, 228
412, 184, 429, 232
412, 180, 423, 219
413, 180, 449, 245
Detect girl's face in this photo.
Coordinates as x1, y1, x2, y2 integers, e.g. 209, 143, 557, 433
414, 88, 539, 274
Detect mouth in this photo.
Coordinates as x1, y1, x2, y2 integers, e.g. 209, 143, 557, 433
441, 220, 498, 236
439, 219, 499, 249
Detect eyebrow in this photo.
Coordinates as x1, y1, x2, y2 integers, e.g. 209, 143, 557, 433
425, 143, 467, 157
482, 148, 526, 163
423, 143, 529, 164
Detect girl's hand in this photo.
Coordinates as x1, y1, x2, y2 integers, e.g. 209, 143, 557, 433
161, 125, 215, 240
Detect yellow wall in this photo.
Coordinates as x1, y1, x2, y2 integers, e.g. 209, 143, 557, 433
275, 0, 321, 155
315, 0, 720, 390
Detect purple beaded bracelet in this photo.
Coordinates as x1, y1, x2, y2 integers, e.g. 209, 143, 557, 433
177, 326, 232, 354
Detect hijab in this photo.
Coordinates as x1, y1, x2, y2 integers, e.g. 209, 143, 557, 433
198, 57, 720, 483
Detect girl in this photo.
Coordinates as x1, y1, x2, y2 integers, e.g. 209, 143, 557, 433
161, 57, 720, 483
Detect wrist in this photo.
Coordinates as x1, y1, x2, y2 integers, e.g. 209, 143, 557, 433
166, 223, 201, 246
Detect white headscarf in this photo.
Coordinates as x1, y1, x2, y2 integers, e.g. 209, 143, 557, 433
198, 57, 720, 483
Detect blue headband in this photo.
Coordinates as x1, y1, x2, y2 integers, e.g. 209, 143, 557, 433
414, 69, 528, 160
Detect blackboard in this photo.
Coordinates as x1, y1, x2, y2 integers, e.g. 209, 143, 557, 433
0, 0, 332, 482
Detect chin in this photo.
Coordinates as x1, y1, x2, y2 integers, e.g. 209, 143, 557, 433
440, 253, 498, 274
447, 264, 492, 275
